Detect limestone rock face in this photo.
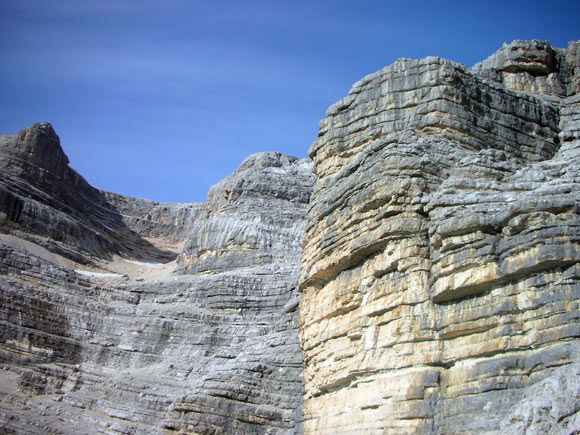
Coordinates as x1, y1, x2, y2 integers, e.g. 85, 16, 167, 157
3, 39, 580, 435
167, 152, 313, 432
0, 123, 191, 264
2, 122, 70, 178
0, 126, 313, 433
300, 40, 580, 433
472, 39, 580, 97
179, 152, 313, 274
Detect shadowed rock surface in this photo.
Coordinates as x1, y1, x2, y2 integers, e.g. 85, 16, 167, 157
299, 39, 580, 433
0, 122, 190, 264
0, 124, 313, 433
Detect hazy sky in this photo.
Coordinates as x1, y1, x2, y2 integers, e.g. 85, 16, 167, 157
1, 1, 579, 203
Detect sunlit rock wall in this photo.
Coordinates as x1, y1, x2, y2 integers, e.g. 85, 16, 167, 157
299, 40, 580, 434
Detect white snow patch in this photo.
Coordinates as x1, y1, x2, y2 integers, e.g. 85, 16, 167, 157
75, 270, 121, 278
121, 259, 165, 268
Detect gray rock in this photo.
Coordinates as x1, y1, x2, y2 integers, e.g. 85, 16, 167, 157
2, 39, 580, 435
0, 123, 190, 263
300, 39, 580, 434
0, 129, 313, 433
472, 39, 580, 97
178, 152, 313, 274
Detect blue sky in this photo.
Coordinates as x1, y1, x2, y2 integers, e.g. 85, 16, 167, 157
1, 1, 579, 203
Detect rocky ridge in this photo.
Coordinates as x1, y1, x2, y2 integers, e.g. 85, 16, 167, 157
0, 123, 313, 433
299, 39, 580, 433
0, 122, 192, 264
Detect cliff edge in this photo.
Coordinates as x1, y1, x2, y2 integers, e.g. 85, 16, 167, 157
299, 39, 580, 433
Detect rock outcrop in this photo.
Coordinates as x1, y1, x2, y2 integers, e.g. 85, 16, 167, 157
299, 39, 580, 433
0, 125, 313, 433
178, 152, 313, 274
0, 122, 192, 264
2, 39, 580, 435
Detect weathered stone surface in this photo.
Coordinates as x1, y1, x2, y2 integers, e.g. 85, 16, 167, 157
300, 40, 580, 433
102, 191, 204, 252
472, 40, 580, 97
178, 152, 313, 274
0, 123, 191, 264
0, 126, 313, 433
2, 39, 580, 435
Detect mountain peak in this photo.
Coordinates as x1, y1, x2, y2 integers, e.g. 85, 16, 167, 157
6, 122, 69, 177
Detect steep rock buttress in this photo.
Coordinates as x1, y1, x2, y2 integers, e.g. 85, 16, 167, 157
299, 40, 580, 434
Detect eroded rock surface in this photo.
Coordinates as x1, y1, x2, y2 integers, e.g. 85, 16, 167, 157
0, 122, 192, 264
0, 125, 313, 434
2, 39, 580, 435
179, 152, 313, 274
300, 40, 580, 433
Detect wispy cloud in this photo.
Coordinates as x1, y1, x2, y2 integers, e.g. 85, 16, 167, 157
2, 0, 578, 202
0, 1, 342, 94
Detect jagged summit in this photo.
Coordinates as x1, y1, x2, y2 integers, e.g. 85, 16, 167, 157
478, 39, 559, 74
238, 151, 302, 169
5, 123, 69, 176
0, 122, 188, 264
472, 39, 580, 97
1, 122, 70, 183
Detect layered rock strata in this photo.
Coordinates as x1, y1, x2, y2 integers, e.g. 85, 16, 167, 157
179, 152, 313, 274
0, 125, 313, 434
299, 40, 580, 433
2, 39, 580, 435
0, 122, 196, 264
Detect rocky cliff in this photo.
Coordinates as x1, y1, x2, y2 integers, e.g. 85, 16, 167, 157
0, 122, 194, 264
299, 40, 580, 433
0, 123, 313, 433
1, 39, 580, 435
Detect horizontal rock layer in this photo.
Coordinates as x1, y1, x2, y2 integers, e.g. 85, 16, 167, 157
2, 39, 580, 435
299, 39, 580, 434
0, 126, 313, 434
178, 152, 313, 274
0, 123, 194, 264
